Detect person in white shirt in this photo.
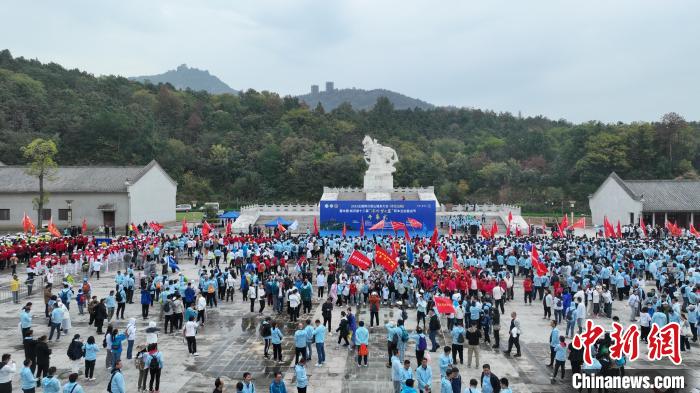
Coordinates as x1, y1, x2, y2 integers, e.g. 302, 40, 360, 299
196, 293, 207, 325
0, 353, 17, 392
183, 317, 200, 356
628, 291, 640, 322
316, 273, 326, 298
575, 298, 587, 334
492, 284, 505, 314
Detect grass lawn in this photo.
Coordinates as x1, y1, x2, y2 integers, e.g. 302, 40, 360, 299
176, 211, 204, 221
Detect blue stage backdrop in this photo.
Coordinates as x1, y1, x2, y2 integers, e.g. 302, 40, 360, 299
320, 200, 436, 236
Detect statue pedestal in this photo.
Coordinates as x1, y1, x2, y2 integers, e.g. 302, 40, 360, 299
364, 171, 394, 193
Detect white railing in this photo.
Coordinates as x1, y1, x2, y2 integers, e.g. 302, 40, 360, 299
439, 204, 521, 215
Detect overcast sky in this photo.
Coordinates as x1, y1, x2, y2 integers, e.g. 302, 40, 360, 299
3, 0, 698, 123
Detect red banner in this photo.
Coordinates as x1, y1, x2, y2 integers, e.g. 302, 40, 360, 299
375, 244, 398, 273
348, 250, 372, 270
434, 296, 456, 314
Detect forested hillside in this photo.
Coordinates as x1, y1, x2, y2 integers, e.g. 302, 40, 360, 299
297, 87, 433, 111
1, 49, 698, 211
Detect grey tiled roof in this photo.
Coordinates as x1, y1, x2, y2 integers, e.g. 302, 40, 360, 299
625, 180, 700, 212
0, 160, 163, 193
606, 171, 700, 212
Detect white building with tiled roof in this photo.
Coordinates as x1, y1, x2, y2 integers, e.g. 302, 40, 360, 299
0, 160, 176, 232
589, 172, 700, 227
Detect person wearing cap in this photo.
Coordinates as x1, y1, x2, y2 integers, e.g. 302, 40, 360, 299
10, 275, 20, 304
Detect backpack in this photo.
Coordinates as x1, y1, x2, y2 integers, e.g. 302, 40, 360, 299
107, 370, 119, 392
82, 282, 90, 294
67, 341, 82, 360
134, 352, 145, 370
149, 353, 161, 370
116, 292, 123, 302
566, 307, 575, 321
207, 284, 215, 294
60, 290, 69, 305
391, 332, 399, 346
417, 335, 427, 351
401, 327, 409, 343
457, 331, 465, 344
260, 323, 271, 337
556, 299, 562, 308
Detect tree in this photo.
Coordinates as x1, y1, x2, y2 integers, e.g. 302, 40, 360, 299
21, 138, 58, 229
657, 112, 686, 176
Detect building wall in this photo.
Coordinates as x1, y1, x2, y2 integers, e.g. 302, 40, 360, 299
589, 177, 642, 226
128, 165, 177, 224
0, 192, 129, 231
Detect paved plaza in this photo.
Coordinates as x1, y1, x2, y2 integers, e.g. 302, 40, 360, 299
1, 254, 699, 393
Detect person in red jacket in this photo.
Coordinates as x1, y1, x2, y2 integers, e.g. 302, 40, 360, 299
523, 276, 533, 304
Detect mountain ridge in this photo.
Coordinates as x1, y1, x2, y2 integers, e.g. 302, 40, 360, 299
297, 86, 433, 111
129, 64, 238, 94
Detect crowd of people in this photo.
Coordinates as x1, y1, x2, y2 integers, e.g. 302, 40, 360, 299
0, 220, 697, 392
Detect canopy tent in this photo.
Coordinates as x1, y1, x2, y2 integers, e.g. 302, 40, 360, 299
264, 217, 292, 227
218, 211, 240, 219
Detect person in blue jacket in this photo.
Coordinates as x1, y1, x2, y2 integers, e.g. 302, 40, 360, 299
62, 373, 84, 393
41, 367, 60, 393
271, 321, 284, 362
110, 328, 127, 369
20, 359, 37, 392
108, 360, 125, 393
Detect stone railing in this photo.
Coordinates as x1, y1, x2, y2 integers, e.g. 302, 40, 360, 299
439, 204, 521, 215
322, 186, 435, 193
239, 204, 320, 214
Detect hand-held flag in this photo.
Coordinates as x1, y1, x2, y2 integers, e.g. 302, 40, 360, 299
369, 219, 385, 231
375, 244, 398, 273
348, 250, 372, 270
181, 218, 188, 234
407, 218, 423, 229
313, 217, 319, 236
434, 296, 456, 314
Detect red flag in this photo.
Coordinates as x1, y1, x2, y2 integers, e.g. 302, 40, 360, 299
360, 217, 365, 237
81, 217, 87, 234
403, 226, 411, 243
131, 223, 140, 236
481, 225, 491, 239
369, 219, 385, 231
374, 244, 398, 273
348, 250, 372, 270
313, 217, 319, 236
391, 241, 401, 260
407, 218, 422, 229
181, 218, 188, 234
342, 222, 347, 237
490, 220, 498, 238
604, 217, 614, 238
277, 222, 286, 233
448, 225, 453, 238
451, 253, 462, 272
515, 226, 522, 237
616, 220, 622, 238
508, 211, 513, 223
226, 220, 232, 235
22, 212, 31, 234
202, 221, 211, 237
149, 222, 163, 232
47, 219, 61, 237
639, 216, 647, 237
690, 224, 700, 238
506, 222, 511, 237
391, 221, 406, 232
571, 218, 586, 229
434, 296, 456, 314
438, 246, 448, 262
531, 246, 547, 277
561, 215, 569, 230
430, 226, 439, 246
